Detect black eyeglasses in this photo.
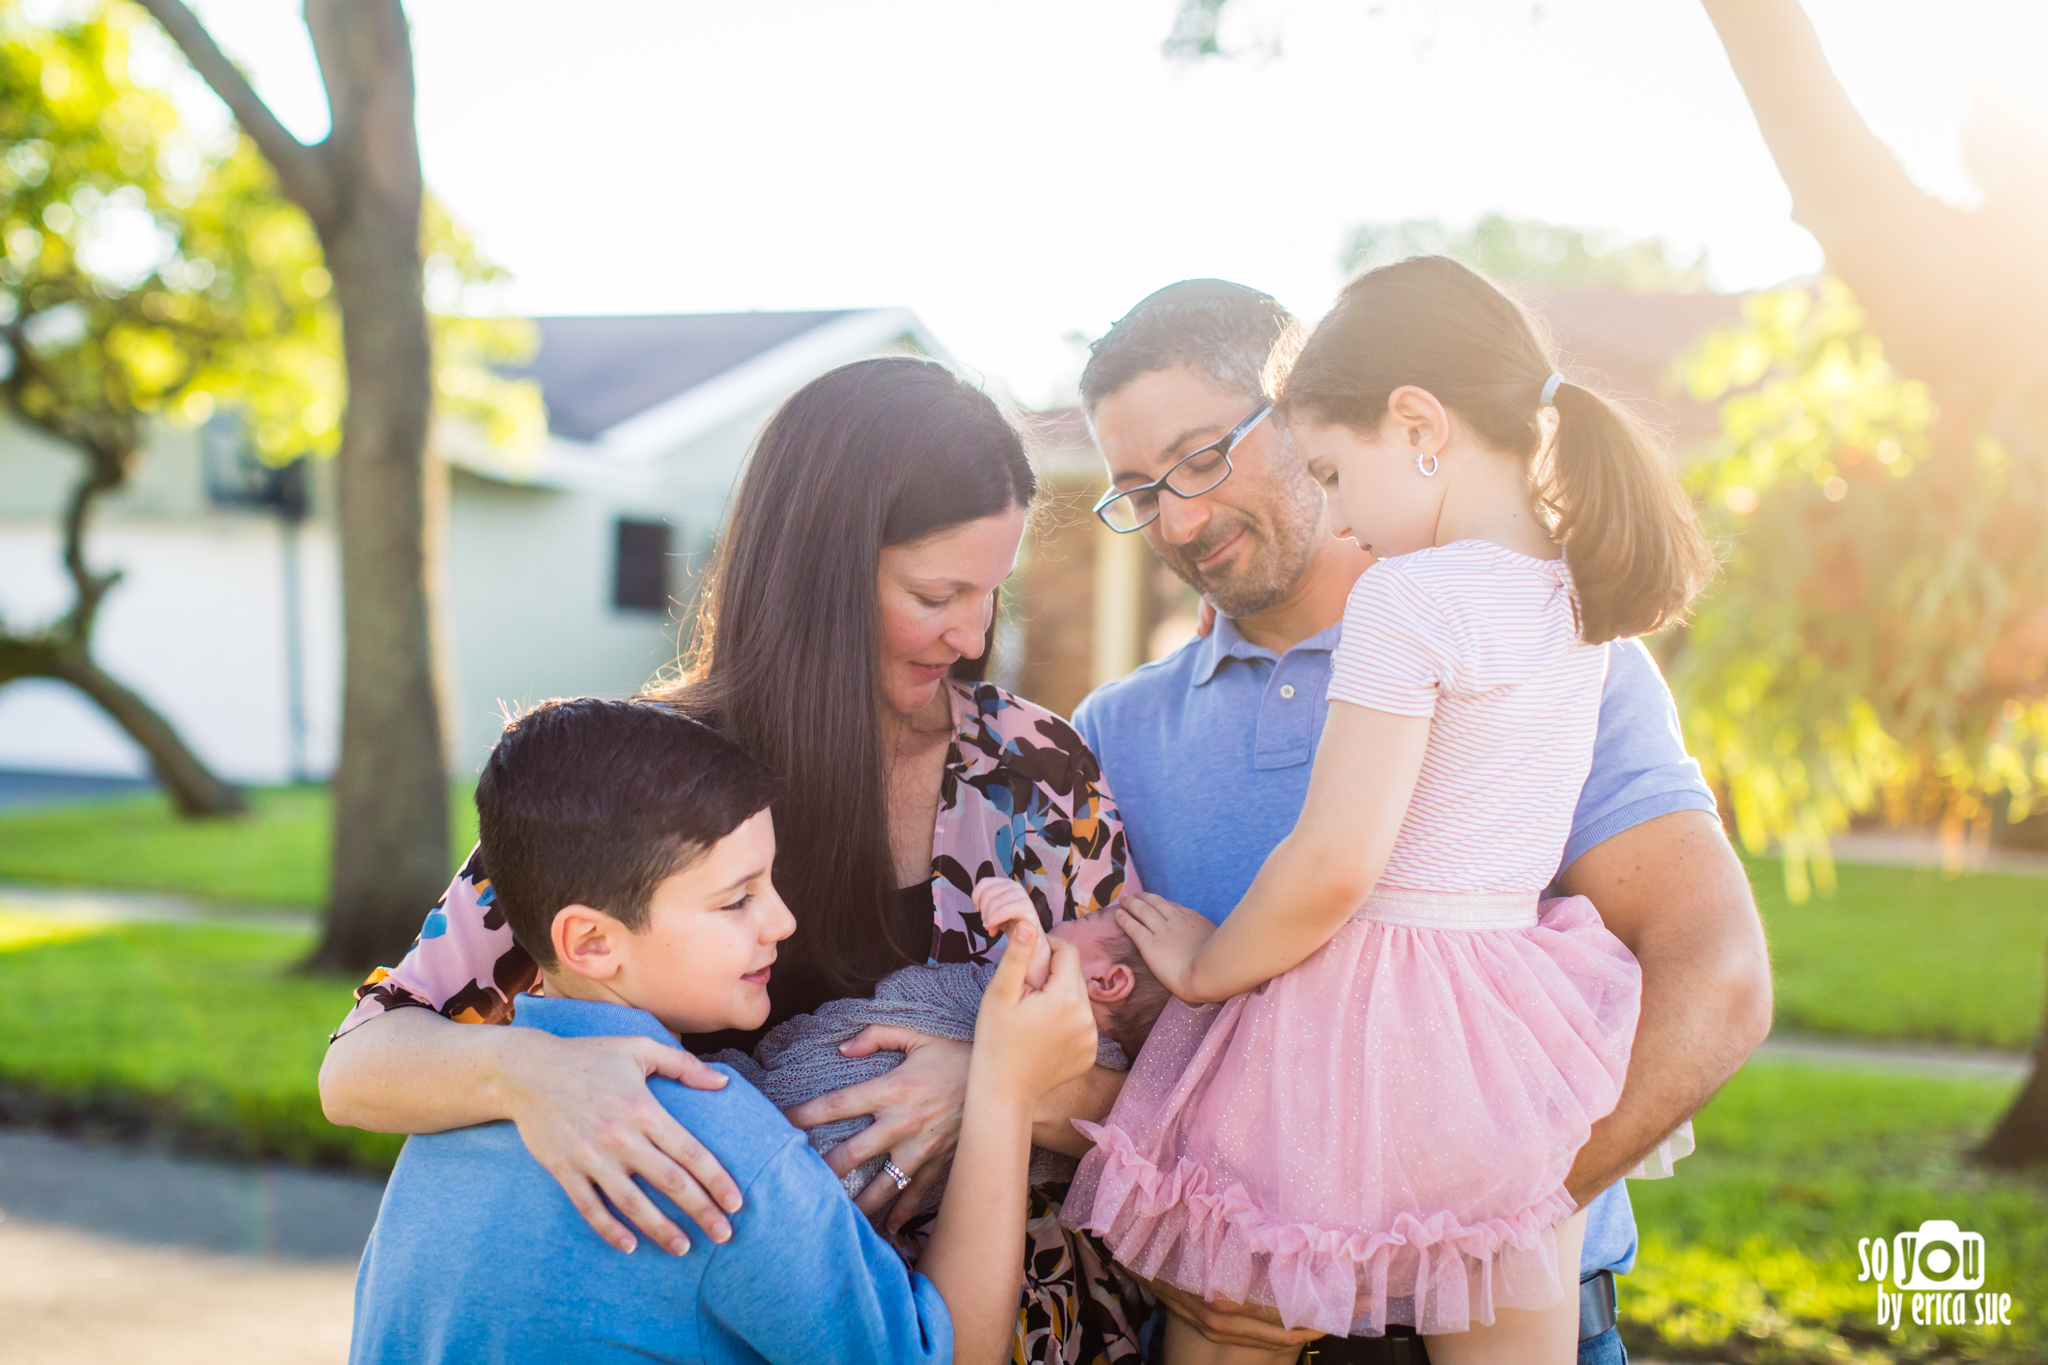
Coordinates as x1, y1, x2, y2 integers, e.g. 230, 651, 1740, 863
1092, 403, 1273, 534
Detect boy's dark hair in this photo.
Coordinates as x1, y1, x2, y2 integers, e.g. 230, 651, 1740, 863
1101, 934, 1173, 1061
1078, 278, 1305, 417
475, 698, 784, 969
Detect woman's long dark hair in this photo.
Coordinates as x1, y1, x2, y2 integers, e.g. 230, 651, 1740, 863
652, 356, 1036, 998
1280, 256, 1713, 643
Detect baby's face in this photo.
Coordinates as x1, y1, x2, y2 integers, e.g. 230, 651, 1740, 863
1049, 913, 1137, 1035
1049, 912, 1124, 974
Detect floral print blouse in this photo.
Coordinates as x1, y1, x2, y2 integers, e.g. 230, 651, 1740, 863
334, 681, 1138, 1036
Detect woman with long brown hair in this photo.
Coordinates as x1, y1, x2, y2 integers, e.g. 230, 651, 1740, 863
319, 355, 1149, 1361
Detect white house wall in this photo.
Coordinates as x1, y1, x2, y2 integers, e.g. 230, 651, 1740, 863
443, 397, 778, 769
0, 317, 948, 787
445, 472, 683, 768
0, 515, 343, 783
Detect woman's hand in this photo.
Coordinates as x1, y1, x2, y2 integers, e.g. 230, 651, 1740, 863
498, 1028, 745, 1257
1115, 892, 1220, 1003
783, 1026, 974, 1231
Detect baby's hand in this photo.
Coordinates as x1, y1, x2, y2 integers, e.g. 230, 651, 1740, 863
972, 879, 1051, 990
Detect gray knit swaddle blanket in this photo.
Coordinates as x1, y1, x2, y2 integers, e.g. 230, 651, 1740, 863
713, 960, 1128, 1216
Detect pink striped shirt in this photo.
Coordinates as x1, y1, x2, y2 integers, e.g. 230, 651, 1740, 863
1326, 539, 1608, 896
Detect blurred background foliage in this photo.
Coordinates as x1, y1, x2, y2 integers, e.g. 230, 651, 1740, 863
1344, 211, 1711, 295
0, 0, 540, 817
0, 1, 539, 469
0, 2, 337, 460
1669, 283, 2048, 899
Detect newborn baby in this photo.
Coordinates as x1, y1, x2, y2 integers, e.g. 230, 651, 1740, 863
715, 879, 1171, 1207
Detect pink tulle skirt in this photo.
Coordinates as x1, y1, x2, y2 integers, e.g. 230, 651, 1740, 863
1063, 891, 1640, 1337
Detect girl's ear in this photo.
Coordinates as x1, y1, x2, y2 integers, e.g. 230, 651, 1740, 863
1385, 384, 1451, 459
552, 903, 623, 980
1087, 961, 1135, 1003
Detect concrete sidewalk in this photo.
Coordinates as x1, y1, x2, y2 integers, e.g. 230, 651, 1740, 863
1829, 830, 2048, 878
1753, 1031, 2031, 1083
0, 1130, 384, 1364
0, 880, 315, 932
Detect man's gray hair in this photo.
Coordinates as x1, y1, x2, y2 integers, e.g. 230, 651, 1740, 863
1079, 279, 1306, 416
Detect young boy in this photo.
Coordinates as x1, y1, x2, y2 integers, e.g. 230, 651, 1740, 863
348, 698, 1098, 1365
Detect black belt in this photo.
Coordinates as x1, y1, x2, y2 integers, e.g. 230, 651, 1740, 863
1580, 1267, 1618, 1340
1290, 1271, 1619, 1363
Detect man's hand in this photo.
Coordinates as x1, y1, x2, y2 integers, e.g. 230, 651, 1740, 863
1115, 892, 1218, 1002
783, 1026, 972, 1232
1148, 1277, 1324, 1351
1557, 809, 1772, 1205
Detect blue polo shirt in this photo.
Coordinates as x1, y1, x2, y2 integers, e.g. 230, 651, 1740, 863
1072, 615, 1716, 1278
350, 995, 951, 1365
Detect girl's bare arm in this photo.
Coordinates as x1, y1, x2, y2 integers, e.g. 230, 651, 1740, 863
920, 937, 1099, 1364
1125, 703, 1431, 1003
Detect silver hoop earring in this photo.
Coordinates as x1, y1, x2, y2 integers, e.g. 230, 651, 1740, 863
1415, 449, 1439, 477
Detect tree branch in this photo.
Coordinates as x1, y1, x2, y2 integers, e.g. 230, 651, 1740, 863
1699, 0, 2022, 430
1, 319, 134, 643
1700, 0, 1948, 251
56, 442, 127, 644
132, 0, 337, 225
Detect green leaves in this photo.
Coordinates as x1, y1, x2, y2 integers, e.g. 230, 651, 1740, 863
1668, 281, 2048, 897
0, 1, 539, 467
0, 2, 335, 458
1343, 212, 1711, 294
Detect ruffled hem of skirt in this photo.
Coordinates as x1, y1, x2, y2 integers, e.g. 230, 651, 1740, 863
1067, 1119, 1577, 1336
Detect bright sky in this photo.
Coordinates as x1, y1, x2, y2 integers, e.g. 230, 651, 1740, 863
176, 0, 2048, 407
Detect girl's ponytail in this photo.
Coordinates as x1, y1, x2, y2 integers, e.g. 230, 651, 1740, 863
1543, 380, 1714, 644
1280, 255, 1714, 644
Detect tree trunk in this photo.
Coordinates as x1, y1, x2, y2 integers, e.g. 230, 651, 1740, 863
0, 381, 246, 819
0, 638, 244, 817
1977, 1027, 2048, 1166
1700, 0, 2048, 1166
139, 0, 451, 971
55, 650, 246, 816
304, 219, 449, 972
1700, 0, 2048, 455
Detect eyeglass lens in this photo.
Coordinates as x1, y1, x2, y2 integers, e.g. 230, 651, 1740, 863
1100, 445, 1233, 531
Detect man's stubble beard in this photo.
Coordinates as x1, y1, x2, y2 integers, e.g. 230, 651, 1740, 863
1158, 468, 1328, 622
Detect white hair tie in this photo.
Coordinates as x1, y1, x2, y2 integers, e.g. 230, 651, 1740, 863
1539, 373, 1564, 408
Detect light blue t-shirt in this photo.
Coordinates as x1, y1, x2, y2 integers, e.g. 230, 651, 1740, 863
1072, 615, 1717, 1279
349, 995, 952, 1365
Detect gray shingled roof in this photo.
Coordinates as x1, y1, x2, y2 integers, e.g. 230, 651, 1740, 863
515, 312, 854, 441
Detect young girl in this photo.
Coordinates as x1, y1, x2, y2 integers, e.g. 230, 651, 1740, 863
1063, 256, 1714, 1364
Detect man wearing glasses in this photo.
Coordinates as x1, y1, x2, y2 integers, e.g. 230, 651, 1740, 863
1067, 280, 1772, 1365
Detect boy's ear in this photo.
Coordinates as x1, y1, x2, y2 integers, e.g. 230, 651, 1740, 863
551, 903, 625, 980
1086, 961, 1135, 1003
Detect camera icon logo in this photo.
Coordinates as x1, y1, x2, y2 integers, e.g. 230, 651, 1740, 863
1892, 1220, 1985, 1292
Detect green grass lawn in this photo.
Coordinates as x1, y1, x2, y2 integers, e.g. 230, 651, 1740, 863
0, 784, 480, 908
1749, 856, 2048, 1050
1, 906, 2038, 1361
0, 908, 401, 1171
0, 822, 2044, 1362
1627, 1058, 2048, 1363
